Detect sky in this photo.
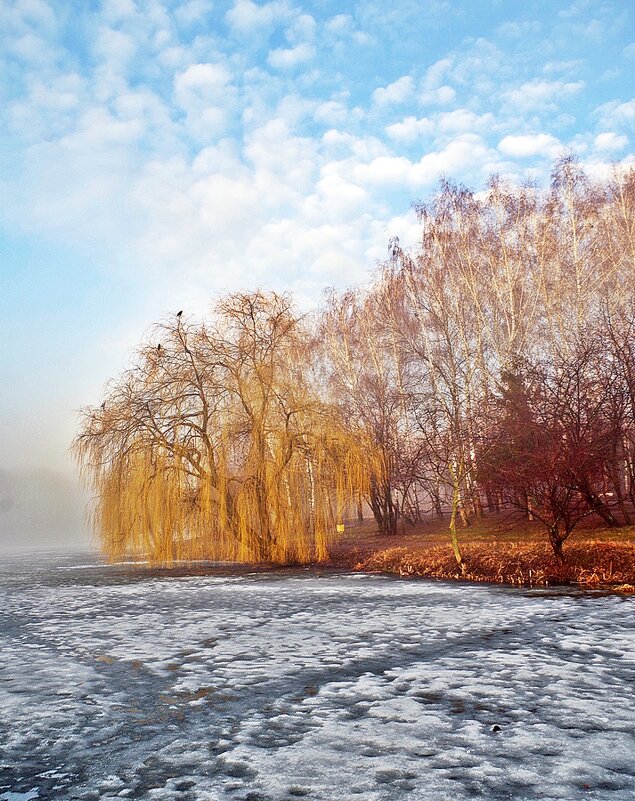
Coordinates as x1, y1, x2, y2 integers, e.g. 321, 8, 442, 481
1, 0, 634, 550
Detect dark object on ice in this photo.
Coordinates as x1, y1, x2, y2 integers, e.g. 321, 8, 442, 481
491, 724, 502, 732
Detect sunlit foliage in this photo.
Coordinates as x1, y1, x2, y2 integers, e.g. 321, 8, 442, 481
76, 161, 635, 565
74, 292, 380, 564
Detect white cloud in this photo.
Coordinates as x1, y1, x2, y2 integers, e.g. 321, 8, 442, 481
386, 109, 492, 143
422, 58, 452, 89
372, 76, 415, 106
579, 155, 635, 181
173, 62, 234, 137
286, 13, 316, 43
503, 80, 584, 111
314, 100, 349, 125
65, 107, 145, 148
444, 38, 503, 91
386, 116, 433, 142
353, 155, 413, 185
102, 0, 137, 24
8, 0, 57, 32
94, 26, 136, 67
175, 0, 214, 26
542, 60, 583, 74
350, 134, 496, 189
596, 98, 635, 125
225, 0, 294, 33
5, 31, 56, 65
437, 109, 494, 134
409, 134, 493, 185
496, 20, 540, 38
594, 132, 628, 151
420, 85, 456, 106
268, 43, 315, 69
306, 172, 369, 219
498, 133, 562, 159
174, 63, 232, 105
325, 14, 353, 35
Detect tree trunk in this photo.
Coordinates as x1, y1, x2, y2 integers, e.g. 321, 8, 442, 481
448, 469, 466, 573
548, 526, 566, 562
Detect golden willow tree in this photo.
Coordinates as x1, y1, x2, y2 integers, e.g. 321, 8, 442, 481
74, 292, 380, 565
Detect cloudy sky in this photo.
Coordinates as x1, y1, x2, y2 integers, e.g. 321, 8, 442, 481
1, 0, 634, 548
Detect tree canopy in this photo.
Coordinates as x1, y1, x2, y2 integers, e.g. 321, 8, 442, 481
75, 160, 635, 563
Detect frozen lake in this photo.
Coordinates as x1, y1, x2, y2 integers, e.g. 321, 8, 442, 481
1, 552, 634, 801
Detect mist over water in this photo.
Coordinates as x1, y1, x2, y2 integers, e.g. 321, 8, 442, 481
0, 470, 89, 553
1, 552, 634, 800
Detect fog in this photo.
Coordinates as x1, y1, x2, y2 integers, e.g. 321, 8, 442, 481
0, 468, 91, 554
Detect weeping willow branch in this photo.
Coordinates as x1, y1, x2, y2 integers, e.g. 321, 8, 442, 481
73, 292, 382, 565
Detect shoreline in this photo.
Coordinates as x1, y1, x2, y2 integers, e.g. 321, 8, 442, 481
329, 540, 635, 595
18, 521, 634, 595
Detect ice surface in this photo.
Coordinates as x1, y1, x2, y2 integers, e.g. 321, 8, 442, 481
0, 552, 634, 800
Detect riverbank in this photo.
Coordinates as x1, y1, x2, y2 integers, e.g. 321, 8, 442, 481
328, 518, 635, 593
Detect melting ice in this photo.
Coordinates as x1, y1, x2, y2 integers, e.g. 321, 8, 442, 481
0, 552, 634, 800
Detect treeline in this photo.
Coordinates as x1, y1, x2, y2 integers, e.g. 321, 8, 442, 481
75, 159, 635, 564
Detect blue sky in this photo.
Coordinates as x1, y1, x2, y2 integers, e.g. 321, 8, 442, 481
0, 0, 634, 543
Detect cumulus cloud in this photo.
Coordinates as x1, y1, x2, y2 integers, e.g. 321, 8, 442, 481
422, 57, 452, 89
174, 63, 233, 105
175, 0, 214, 26
594, 132, 628, 151
349, 134, 497, 189
595, 98, 635, 126
372, 76, 415, 106
409, 134, 495, 185
325, 14, 353, 35
436, 109, 494, 134
386, 109, 493, 143
503, 80, 585, 111
386, 116, 433, 142
268, 43, 315, 69
420, 85, 456, 106
2, 0, 633, 312
498, 133, 562, 158
225, 0, 295, 33
173, 62, 234, 138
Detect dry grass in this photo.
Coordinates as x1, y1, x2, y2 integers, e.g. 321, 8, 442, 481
329, 518, 635, 592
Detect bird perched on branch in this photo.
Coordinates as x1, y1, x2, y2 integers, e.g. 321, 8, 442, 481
177, 310, 183, 318
388, 236, 400, 260
157, 344, 162, 353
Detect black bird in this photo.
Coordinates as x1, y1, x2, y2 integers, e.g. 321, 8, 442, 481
388, 235, 400, 259
157, 344, 162, 352
177, 310, 183, 318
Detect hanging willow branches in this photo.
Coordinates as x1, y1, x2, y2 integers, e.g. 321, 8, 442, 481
74, 292, 381, 564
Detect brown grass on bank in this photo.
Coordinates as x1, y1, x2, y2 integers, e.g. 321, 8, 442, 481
328, 519, 635, 592
349, 541, 635, 591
